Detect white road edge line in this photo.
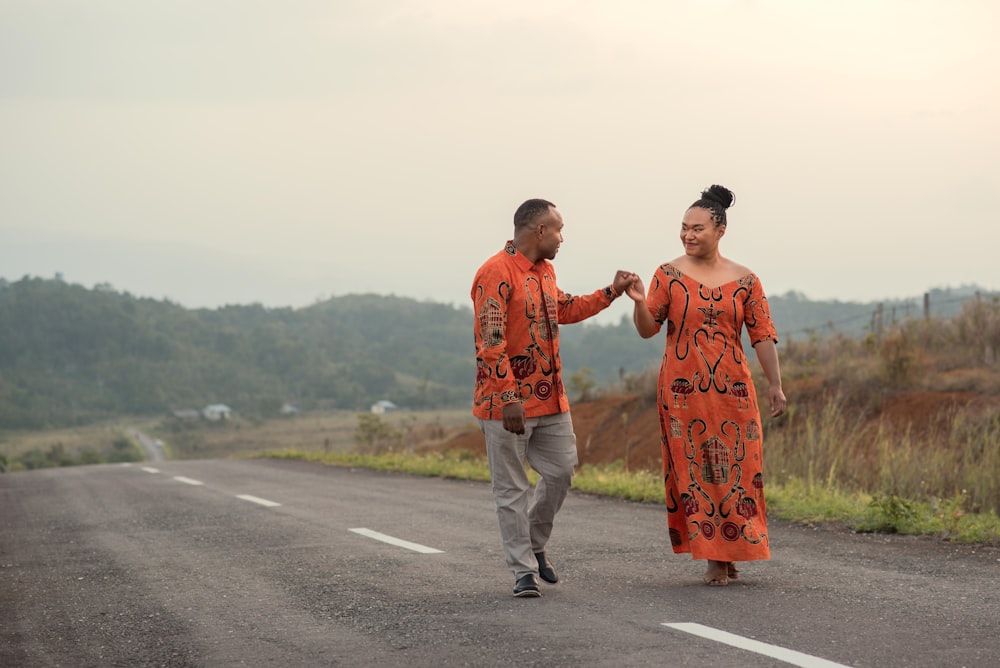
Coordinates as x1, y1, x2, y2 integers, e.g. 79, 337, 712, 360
349, 528, 444, 554
663, 622, 852, 668
141, 467, 160, 474
236, 494, 281, 507
173, 476, 204, 486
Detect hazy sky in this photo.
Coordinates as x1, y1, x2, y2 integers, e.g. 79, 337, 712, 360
2, 1, 998, 322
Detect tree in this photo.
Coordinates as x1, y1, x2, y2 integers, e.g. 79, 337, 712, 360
569, 367, 597, 402
354, 413, 402, 454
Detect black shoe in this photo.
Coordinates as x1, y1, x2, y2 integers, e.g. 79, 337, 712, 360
534, 551, 559, 584
513, 574, 541, 598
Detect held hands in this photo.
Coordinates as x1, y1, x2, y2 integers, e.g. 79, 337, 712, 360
612, 270, 640, 298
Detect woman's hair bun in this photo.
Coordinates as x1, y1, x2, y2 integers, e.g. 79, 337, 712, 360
700, 184, 735, 209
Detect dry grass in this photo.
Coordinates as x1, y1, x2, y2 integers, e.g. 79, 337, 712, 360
766, 298, 1000, 515
0, 418, 159, 459
0, 409, 478, 466
148, 408, 478, 460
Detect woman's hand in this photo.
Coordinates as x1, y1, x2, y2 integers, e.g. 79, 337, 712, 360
625, 276, 646, 302
767, 385, 787, 418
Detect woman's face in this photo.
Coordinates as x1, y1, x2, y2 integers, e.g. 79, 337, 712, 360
679, 207, 724, 257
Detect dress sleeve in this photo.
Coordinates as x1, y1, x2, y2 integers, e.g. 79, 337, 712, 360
744, 273, 779, 345
643, 265, 673, 335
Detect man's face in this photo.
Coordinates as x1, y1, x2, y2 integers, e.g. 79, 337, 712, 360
535, 208, 564, 261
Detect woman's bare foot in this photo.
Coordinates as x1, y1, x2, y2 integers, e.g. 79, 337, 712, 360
726, 562, 740, 579
703, 560, 729, 586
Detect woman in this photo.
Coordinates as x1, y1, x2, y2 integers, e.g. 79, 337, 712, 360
626, 185, 786, 586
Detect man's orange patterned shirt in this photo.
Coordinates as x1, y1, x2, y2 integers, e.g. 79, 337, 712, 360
471, 241, 617, 420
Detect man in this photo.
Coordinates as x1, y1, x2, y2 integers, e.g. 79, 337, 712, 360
471, 198, 635, 597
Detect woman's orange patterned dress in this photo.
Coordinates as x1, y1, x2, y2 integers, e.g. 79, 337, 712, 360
645, 264, 778, 562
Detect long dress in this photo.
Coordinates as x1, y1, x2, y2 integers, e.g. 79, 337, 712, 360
645, 263, 778, 562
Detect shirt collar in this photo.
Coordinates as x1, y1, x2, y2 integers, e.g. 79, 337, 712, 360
505, 240, 536, 272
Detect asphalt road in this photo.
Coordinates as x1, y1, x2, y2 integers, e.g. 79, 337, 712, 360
129, 429, 166, 463
1, 458, 998, 667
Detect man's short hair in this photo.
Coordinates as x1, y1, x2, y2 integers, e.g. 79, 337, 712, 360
513, 199, 555, 229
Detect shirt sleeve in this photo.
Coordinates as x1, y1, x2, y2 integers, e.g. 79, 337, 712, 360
472, 262, 519, 411
554, 285, 615, 325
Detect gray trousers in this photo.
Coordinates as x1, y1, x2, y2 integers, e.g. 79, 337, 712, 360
479, 412, 578, 579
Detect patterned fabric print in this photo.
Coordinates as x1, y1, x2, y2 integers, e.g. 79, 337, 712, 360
471, 242, 615, 420
646, 264, 778, 562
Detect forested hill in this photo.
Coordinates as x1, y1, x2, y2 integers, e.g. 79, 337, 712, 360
0, 275, 992, 430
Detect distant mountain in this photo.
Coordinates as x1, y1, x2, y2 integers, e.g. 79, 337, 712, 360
0, 275, 994, 429
0, 277, 474, 429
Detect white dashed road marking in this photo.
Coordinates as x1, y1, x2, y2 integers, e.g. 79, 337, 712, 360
349, 528, 444, 554
663, 623, 852, 668
236, 494, 281, 507
141, 467, 160, 473
173, 476, 204, 486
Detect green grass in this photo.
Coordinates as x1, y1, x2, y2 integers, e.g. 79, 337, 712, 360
254, 449, 1000, 545
572, 462, 663, 503
0, 420, 152, 471
259, 448, 495, 482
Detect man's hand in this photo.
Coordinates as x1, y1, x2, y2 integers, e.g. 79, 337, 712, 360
612, 270, 638, 297
502, 402, 526, 435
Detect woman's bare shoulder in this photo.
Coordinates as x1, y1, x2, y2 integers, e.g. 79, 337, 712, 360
658, 257, 687, 278
662, 256, 688, 271
726, 259, 754, 278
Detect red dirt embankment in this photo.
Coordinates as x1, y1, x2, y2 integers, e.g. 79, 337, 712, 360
438, 395, 663, 472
